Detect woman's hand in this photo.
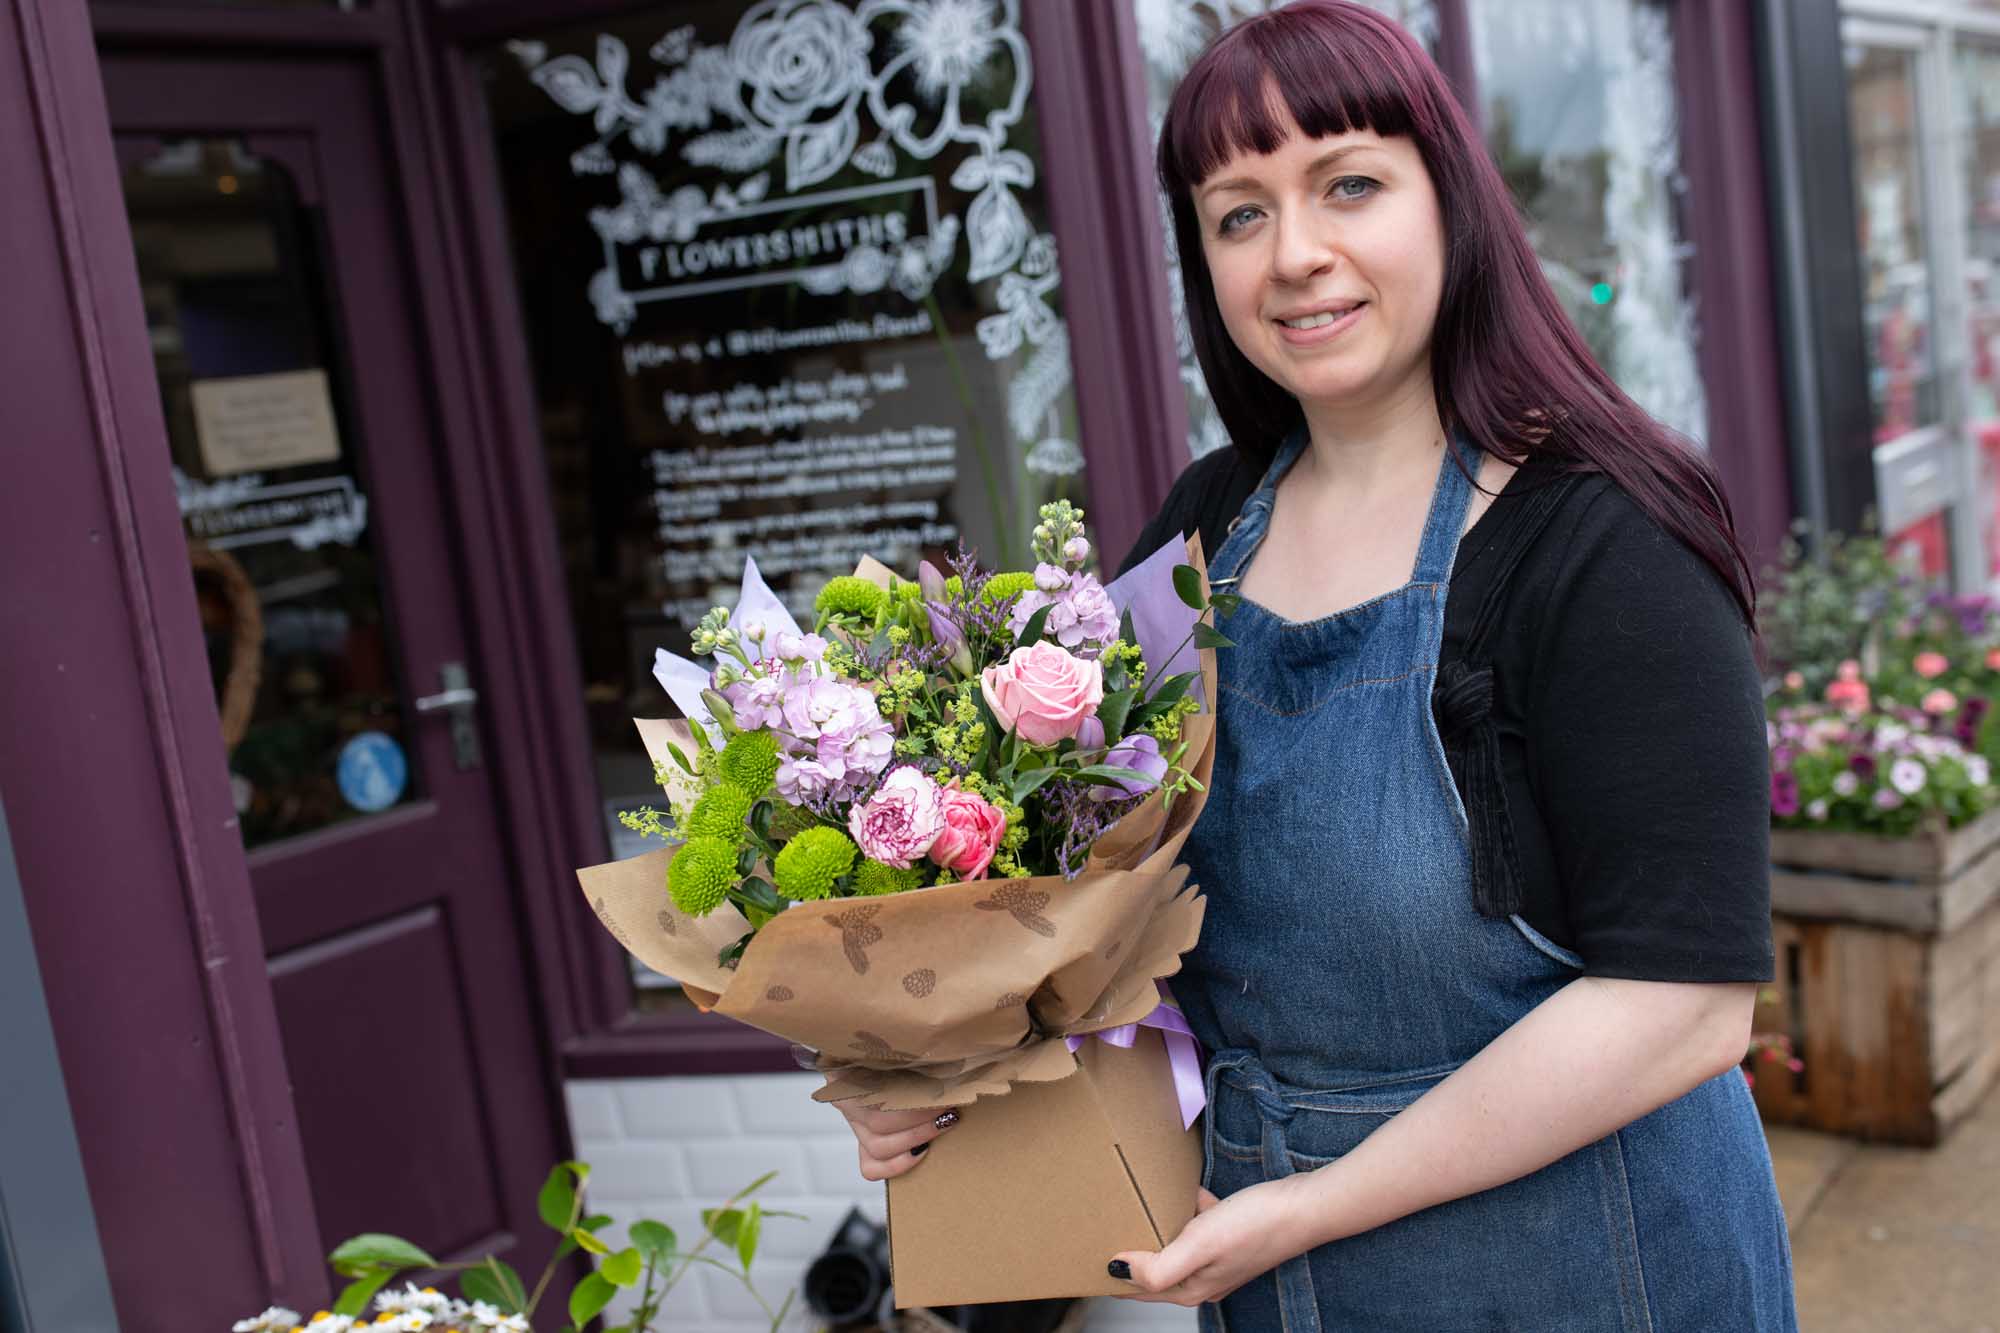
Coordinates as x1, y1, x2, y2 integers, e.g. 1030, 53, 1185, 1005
833, 1099, 962, 1181
1108, 1181, 1314, 1307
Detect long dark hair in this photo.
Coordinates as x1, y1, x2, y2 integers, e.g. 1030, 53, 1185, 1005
1157, 0, 1755, 620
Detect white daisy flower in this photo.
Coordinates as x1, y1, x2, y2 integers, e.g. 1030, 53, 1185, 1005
1970, 756, 1992, 787
1891, 758, 1928, 796
232, 1309, 301, 1333
1833, 771, 1860, 797
1877, 723, 1910, 748
299, 1314, 355, 1333
1874, 787, 1904, 810
1807, 798, 1830, 821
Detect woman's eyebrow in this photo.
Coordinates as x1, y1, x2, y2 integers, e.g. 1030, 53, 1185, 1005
1198, 143, 1379, 203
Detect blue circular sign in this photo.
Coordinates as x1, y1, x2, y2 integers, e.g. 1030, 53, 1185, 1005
337, 731, 408, 813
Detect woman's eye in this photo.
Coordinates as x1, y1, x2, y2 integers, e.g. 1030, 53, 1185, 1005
1218, 205, 1261, 236
1329, 176, 1378, 202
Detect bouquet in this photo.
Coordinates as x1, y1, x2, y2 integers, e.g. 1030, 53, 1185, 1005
582, 500, 1228, 1111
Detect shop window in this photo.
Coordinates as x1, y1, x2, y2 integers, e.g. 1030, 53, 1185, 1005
1467, 0, 1707, 445
1955, 36, 2000, 583
122, 139, 419, 847
471, 1, 1091, 1008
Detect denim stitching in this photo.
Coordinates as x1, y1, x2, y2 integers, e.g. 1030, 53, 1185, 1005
1220, 665, 1434, 719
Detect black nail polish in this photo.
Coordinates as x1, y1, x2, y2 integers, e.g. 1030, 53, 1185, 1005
1107, 1260, 1131, 1280
910, 1142, 929, 1157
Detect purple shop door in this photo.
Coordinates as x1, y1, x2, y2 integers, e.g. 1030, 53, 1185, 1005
100, 51, 568, 1288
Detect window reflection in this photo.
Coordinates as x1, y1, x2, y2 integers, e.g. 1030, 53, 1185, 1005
1850, 42, 1940, 445
1468, 0, 1707, 444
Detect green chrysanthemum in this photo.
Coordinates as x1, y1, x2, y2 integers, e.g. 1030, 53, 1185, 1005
772, 826, 859, 902
687, 784, 753, 840
981, 571, 1037, 606
666, 836, 739, 916
717, 728, 781, 796
815, 576, 888, 622
853, 858, 925, 897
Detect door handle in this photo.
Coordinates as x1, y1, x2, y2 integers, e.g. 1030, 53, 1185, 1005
414, 661, 482, 770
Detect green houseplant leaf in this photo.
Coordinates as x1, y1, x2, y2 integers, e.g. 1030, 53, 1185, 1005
629, 1219, 676, 1262
601, 1246, 644, 1287
568, 1271, 617, 1328
328, 1234, 436, 1277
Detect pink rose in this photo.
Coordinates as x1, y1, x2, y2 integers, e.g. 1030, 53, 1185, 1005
928, 784, 1007, 881
1923, 688, 1959, 715
848, 766, 945, 868
1916, 651, 1950, 679
981, 640, 1105, 746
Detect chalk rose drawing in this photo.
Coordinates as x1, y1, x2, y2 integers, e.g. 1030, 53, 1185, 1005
514, 0, 1080, 475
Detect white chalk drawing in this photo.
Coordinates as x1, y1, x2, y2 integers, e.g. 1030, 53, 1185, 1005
175, 468, 370, 552
514, 0, 1076, 475
1132, 0, 1438, 459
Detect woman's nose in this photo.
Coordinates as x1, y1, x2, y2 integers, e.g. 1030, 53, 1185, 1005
1270, 208, 1337, 285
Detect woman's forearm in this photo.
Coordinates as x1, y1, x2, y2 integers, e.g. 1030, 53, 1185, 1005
1278, 977, 1757, 1249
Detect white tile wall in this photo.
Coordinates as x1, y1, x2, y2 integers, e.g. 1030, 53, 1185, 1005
565, 1076, 1194, 1332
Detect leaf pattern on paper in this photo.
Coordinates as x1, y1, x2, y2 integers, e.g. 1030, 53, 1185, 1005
974, 885, 1055, 938
655, 909, 679, 937
902, 968, 937, 999
994, 990, 1027, 1010
827, 904, 885, 974
766, 984, 794, 1001
592, 897, 632, 949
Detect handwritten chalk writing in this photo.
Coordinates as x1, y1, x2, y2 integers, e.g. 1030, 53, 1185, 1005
663, 365, 907, 437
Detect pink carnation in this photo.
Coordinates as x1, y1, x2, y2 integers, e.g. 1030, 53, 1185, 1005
928, 784, 1007, 881
1916, 651, 1951, 680
848, 766, 945, 868
1923, 688, 1960, 716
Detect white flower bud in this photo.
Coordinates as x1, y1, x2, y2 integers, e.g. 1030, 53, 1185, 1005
1063, 536, 1090, 564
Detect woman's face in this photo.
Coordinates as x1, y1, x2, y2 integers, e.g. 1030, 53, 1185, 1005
1194, 117, 1445, 417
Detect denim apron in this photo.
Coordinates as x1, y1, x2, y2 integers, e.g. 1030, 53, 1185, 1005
1174, 433, 1797, 1331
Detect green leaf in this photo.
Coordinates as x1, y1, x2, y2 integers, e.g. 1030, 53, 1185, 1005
665, 741, 694, 774
1068, 764, 1158, 789
602, 1247, 644, 1287
1094, 690, 1134, 743
573, 1226, 611, 1256
489, 1258, 527, 1313
1142, 672, 1195, 713
1209, 593, 1242, 616
460, 1265, 510, 1313
332, 1271, 392, 1318
736, 1203, 762, 1272
738, 1171, 779, 1200
1018, 602, 1054, 647
580, 1213, 614, 1232
1172, 564, 1205, 610
630, 1219, 677, 1262
569, 1271, 617, 1328
702, 1207, 744, 1248
329, 1234, 436, 1278
1009, 767, 1060, 806
1119, 607, 1137, 646
1192, 623, 1234, 651
539, 1165, 578, 1231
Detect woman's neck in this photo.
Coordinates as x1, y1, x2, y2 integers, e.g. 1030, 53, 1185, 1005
1294, 371, 1446, 497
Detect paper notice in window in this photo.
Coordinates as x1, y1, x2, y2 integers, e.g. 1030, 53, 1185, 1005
191, 369, 341, 476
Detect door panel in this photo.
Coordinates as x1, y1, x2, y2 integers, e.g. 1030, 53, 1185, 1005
102, 51, 565, 1281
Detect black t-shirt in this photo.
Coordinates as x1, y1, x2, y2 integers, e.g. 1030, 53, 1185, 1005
1118, 445, 1774, 984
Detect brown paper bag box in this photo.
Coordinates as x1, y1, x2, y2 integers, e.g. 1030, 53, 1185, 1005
884, 1024, 1203, 1309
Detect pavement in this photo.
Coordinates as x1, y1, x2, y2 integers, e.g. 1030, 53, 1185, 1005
1771, 1087, 2000, 1330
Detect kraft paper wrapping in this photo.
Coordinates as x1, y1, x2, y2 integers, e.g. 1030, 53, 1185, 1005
578, 539, 1217, 1111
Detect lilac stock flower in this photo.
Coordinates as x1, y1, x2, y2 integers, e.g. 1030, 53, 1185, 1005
1770, 770, 1801, 818
1090, 733, 1169, 803
1009, 568, 1121, 653
766, 676, 895, 803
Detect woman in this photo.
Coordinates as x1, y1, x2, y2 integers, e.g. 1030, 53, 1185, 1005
835, 4, 1796, 1327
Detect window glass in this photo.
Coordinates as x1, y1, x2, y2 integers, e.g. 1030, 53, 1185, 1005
121, 138, 419, 847
1849, 41, 1941, 445
1955, 38, 2000, 582
473, 2, 1091, 1002
1468, 0, 1707, 444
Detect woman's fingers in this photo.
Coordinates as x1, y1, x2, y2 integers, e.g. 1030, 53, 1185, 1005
837, 1102, 962, 1179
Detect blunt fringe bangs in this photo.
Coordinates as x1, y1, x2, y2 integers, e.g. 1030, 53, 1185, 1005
1156, 0, 1756, 621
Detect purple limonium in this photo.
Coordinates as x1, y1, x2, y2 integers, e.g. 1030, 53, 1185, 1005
1770, 770, 1802, 818
1090, 733, 1169, 803
1043, 776, 1144, 879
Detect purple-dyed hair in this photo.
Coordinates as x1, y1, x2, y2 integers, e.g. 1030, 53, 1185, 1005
1157, 0, 1755, 619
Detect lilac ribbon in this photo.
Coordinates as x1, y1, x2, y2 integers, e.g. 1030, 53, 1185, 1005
1067, 992, 1206, 1131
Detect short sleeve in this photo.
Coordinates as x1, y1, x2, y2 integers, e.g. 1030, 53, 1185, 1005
1527, 486, 1775, 982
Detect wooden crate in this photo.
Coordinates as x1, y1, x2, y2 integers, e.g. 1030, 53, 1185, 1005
1753, 808, 2000, 1145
